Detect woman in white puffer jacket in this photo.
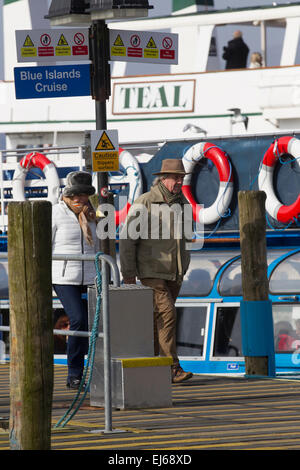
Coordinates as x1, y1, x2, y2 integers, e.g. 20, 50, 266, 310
52, 171, 98, 389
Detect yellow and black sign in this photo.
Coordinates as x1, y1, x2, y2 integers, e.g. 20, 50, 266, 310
95, 131, 115, 151
146, 37, 157, 49
21, 34, 37, 58
58, 34, 68, 46
111, 34, 126, 57
91, 130, 119, 172
114, 34, 124, 47
144, 36, 158, 59
23, 35, 34, 47
56, 34, 71, 56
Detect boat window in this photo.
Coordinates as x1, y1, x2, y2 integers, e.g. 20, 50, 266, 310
176, 306, 207, 358
273, 304, 300, 354
218, 259, 242, 297
180, 251, 238, 297
218, 250, 289, 297
269, 252, 300, 294
212, 306, 242, 357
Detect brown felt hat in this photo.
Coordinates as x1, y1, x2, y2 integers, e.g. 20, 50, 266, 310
153, 159, 188, 176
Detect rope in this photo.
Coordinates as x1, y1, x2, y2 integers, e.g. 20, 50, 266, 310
54, 252, 103, 428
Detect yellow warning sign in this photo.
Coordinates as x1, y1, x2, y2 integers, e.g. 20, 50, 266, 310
91, 129, 119, 172
21, 35, 37, 57
21, 47, 37, 57
58, 34, 68, 46
23, 35, 34, 47
92, 152, 119, 172
55, 33, 71, 56
114, 34, 124, 46
56, 46, 71, 56
111, 35, 126, 57
144, 36, 159, 59
111, 46, 126, 57
146, 37, 157, 49
95, 131, 115, 151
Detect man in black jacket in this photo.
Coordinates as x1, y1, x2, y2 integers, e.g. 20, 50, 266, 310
222, 30, 249, 69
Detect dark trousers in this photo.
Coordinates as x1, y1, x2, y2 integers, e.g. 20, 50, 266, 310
53, 284, 88, 380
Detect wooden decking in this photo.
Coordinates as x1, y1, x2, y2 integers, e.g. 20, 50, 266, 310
1, 363, 300, 450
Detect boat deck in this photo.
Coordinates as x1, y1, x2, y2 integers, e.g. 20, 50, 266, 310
1, 364, 300, 451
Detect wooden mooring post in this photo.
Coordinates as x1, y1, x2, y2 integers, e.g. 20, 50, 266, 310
8, 201, 53, 450
238, 191, 275, 377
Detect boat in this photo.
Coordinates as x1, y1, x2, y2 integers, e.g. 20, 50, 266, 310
0, 1, 299, 376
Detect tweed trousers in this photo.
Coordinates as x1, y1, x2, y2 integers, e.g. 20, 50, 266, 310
141, 278, 181, 368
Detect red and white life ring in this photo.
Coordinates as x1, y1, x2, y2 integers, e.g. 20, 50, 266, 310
258, 136, 300, 223
113, 148, 143, 226
182, 142, 234, 225
12, 152, 60, 204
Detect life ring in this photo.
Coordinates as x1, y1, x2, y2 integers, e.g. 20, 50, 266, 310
113, 148, 143, 226
182, 142, 234, 225
258, 136, 300, 224
12, 152, 60, 204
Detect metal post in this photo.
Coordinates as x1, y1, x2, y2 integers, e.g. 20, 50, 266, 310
101, 257, 112, 432
260, 20, 267, 66
89, 20, 111, 256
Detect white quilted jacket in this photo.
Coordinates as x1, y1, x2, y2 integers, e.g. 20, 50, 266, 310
52, 200, 98, 285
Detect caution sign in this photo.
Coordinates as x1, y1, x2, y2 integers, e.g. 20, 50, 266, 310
91, 130, 119, 172
95, 131, 115, 150
56, 34, 71, 56
144, 36, 159, 59
21, 35, 37, 58
16, 29, 89, 63
111, 34, 126, 58
58, 34, 68, 46
146, 37, 157, 48
109, 29, 178, 64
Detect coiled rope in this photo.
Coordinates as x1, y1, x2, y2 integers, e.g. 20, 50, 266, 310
54, 252, 103, 428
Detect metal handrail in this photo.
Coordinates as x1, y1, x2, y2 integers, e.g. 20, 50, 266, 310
0, 251, 120, 433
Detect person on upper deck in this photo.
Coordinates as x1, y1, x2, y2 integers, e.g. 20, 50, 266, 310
222, 30, 249, 70
249, 52, 263, 68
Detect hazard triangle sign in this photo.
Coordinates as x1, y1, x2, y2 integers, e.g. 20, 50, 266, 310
91, 130, 119, 172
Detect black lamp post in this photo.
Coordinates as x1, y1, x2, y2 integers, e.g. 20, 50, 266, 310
46, 0, 153, 254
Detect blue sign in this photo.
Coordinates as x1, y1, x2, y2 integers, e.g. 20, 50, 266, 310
227, 363, 239, 371
14, 64, 91, 99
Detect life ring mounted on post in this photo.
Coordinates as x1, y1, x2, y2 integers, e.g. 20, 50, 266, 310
113, 147, 143, 226
182, 142, 234, 225
12, 152, 60, 204
258, 136, 300, 224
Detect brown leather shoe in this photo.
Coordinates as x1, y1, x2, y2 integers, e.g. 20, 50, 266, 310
172, 366, 193, 383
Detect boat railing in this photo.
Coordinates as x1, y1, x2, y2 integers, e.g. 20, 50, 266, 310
0, 144, 86, 232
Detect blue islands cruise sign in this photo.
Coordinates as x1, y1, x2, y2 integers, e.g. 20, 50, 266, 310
14, 64, 91, 99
